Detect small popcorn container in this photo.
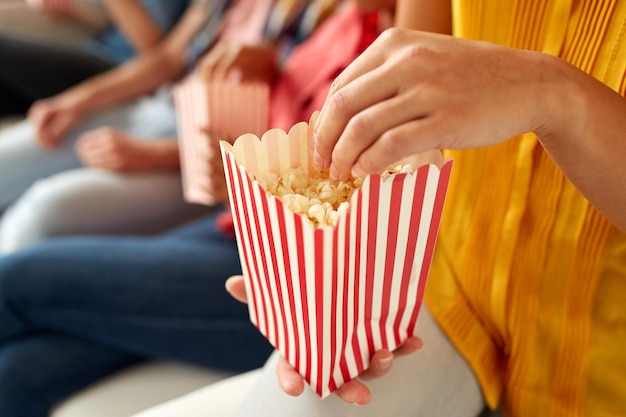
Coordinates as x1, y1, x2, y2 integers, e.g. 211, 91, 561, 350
221, 115, 453, 398
173, 74, 269, 206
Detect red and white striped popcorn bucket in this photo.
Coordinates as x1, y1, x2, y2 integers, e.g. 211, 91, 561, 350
173, 74, 269, 206
26, 0, 77, 14
221, 116, 453, 398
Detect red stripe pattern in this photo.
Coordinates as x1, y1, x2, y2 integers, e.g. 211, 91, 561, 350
221, 120, 453, 397
173, 74, 269, 206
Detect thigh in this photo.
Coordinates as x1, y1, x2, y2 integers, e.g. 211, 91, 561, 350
0, 120, 82, 211
0, 223, 272, 371
0, 97, 167, 212
0, 332, 139, 417
0, 33, 114, 110
0, 168, 211, 254
234, 306, 486, 417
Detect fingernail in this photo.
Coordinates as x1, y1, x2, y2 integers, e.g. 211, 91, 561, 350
378, 356, 392, 370
330, 163, 339, 179
313, 150, 324, 169
351, 162, 366, 177
313, 112, 321, 134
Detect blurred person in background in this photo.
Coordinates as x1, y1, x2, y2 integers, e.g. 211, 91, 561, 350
0, 0, 340, 254
0, 0, 190, 117
0, 0, 344, 417
147, 0, 626, 416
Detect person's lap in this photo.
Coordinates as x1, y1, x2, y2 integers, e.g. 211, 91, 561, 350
130, 305, 487, 417
0, 332, 139, 417
0, 210, 274, 415
0, 87, 178, 230
0, 210, 273, 370
0, 168, 211, 254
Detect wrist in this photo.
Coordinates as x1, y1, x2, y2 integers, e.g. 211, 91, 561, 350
532, 53, 584, 147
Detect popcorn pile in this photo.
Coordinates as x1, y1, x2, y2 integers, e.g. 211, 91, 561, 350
254, 164, 415, 228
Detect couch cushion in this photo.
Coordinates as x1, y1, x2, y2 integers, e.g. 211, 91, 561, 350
51, 361, 236, 417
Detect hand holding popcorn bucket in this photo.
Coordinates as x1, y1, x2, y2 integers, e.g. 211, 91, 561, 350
221, 113, 453, 398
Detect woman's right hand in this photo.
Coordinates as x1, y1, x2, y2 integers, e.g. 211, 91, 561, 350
312, 27, 562, 180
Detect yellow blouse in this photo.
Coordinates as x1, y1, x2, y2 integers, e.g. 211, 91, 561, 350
425, 1, 626, 416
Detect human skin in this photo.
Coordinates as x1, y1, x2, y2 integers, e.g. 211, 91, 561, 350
312, 30, 626, 234
225, 275, 424, 405
101, 0, 165, 52
262, 0, 626, 406
75, 128, 180, 172
27, 2, 207, 149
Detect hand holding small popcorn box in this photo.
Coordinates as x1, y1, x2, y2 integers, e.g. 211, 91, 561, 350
173, 74, 269, 206
221, 114, 453, 398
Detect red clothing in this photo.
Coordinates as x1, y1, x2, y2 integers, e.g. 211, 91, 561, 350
269, 4, 381, 131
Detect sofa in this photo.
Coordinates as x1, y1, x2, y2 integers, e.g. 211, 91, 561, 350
51, 361, 241, 417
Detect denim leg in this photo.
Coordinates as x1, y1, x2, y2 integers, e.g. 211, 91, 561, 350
0, 211, 272, 372
0, 332, 139, 417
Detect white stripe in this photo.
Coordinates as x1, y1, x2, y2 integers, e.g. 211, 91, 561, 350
371, 177, 390, 350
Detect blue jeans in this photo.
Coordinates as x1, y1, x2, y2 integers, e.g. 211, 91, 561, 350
0, 209, 273, 417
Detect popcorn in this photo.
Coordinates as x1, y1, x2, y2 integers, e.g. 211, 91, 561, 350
253, 165, 414, 227
220, 116, 453, 398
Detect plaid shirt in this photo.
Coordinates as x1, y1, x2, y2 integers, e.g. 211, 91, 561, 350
185, 0, 342, 66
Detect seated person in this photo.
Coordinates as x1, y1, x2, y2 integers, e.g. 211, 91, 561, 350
0, 1, 389, 415
127, 0, 626, 415
0, 0, 190, 117
0, 0, 341, 254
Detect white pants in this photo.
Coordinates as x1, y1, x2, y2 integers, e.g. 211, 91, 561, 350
0, 168, 210, 254
0, 88, 210, 254
131, 306, 487, 417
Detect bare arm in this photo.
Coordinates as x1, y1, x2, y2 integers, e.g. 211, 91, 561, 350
101, 0, 164, 52
28, 3, 207, 147
313, 30, 626, 232
535, 55, 626, 232
395, 0, 452, 34
59, 3, 206, 114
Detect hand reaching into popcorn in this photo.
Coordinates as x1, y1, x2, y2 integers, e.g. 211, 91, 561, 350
312, 28, 626, 231
225, 275, 424, 405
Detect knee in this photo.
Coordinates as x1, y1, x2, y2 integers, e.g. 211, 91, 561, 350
0, 176, 77, 254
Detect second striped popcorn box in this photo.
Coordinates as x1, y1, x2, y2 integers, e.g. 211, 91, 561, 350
174, 74, 269, 206
221, 115, 453, 398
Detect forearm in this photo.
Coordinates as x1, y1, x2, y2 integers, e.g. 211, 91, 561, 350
64, 48, 185, 114
535, 54, 626, 232
60, 4, 206, 115
395, 0, 452, 34
144, 139, 181, 171
101, 0, 164, 51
